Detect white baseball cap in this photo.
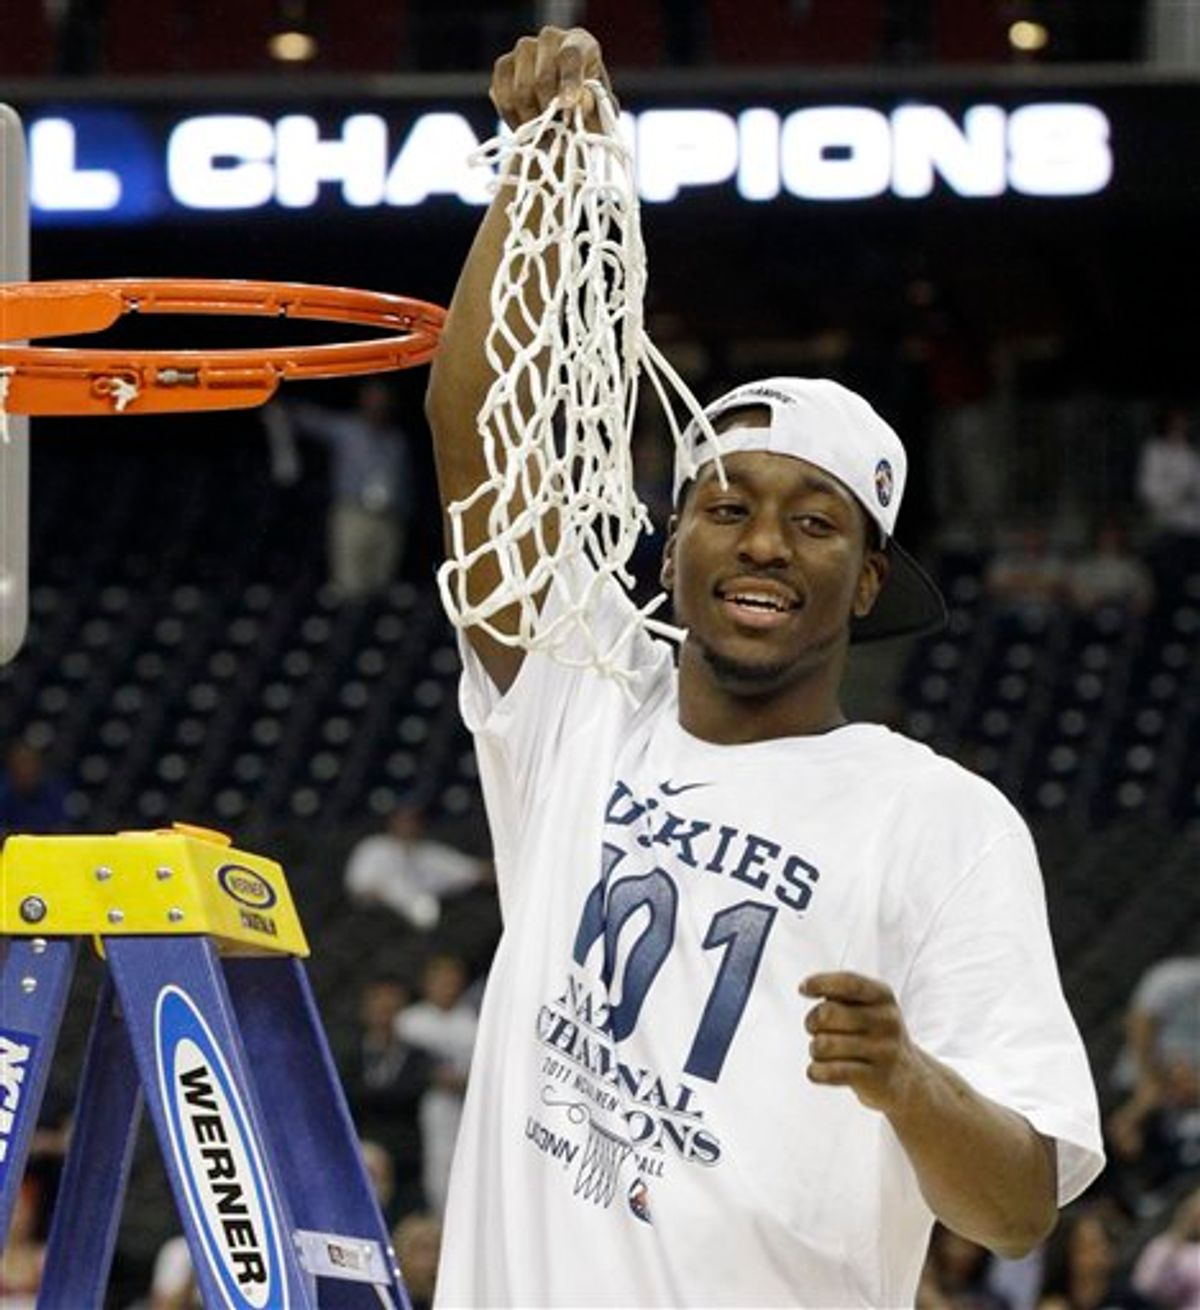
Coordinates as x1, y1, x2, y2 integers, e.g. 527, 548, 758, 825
674, 376, 947, 642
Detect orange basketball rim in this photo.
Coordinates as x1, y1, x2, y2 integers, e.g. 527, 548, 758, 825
0, 279, 446, 416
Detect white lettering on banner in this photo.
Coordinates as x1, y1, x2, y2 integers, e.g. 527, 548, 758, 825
168, 114, 276, 210
275, 113, 389, 208
29, 119, 121, 211
1007, 103, 1112, 196
383, 112, 494, 206
891, 104, 1007, 198
635, 109, 739, 202
29, 103, 1115, 217
781, 105, 893, 200
737, 108, 781, 201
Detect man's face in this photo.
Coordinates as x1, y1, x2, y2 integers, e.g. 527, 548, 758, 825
6, 745, 42, 794
662, 444, 886, 695
361, 981, 407, 1028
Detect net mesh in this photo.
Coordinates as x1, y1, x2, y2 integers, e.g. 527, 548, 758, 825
574, 1113, 633, 1207
436, 86, 720, 683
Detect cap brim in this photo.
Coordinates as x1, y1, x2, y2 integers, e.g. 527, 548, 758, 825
851, 541, 947, 644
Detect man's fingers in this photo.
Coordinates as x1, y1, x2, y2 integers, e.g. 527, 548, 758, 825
805, 1000, 878, 1036
534, 29, 566, 112
802, 971, 894, 1006
490, 26, 611, 129
510, 35, 543, 123
809, 1032, 885, 1062
806, 1059, 871, 1086
555, 30, 586, 108
489, 52, 515, 122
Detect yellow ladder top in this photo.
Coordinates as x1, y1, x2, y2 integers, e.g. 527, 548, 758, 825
0, 822, 309, 956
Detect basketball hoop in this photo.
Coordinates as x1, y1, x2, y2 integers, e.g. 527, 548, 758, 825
0, 279, 445, 416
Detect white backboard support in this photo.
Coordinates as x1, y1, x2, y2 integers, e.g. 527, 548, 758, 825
1, 103, 29, 665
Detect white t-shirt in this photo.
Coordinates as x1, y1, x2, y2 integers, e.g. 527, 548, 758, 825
437, 578, 1103, 1309
1138, 435, 1200, 535
344, 834, 481, 927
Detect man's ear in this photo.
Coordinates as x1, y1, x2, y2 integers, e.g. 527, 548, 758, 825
660, 515, 679, 591
853, 548, 890, 619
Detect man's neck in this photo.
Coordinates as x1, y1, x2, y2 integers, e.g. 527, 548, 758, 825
675, 646, 848, 744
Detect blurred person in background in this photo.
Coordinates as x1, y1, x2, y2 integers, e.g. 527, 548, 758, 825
1130, 1186, 1200, 1308
984, 524, 1070, 624
1111, 956, 1200, 1100
359, 1137, 400, 1227
1036, 1204, 1151, 1310
1065, 520, 1154, 617
263, 379, 415, 600
920, 1224, 1017, 1309
343, 800, 492, 932
392, 1212, 443, 1310
1137, 405, 1200, 592
1107, 955, 1200, 1215
144, 1234, 200, 1310
0, 740, 68, 839
395, 953, 478, 1216
337, 976, 434, 1220
0, 1176, 46, 1308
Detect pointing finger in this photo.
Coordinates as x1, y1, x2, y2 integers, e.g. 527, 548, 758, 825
801, 972, 894, 1006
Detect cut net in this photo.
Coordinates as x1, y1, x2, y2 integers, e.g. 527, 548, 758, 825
436, 85, 721, 683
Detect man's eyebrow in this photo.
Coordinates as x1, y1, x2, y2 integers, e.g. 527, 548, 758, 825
696, 466, 852, 504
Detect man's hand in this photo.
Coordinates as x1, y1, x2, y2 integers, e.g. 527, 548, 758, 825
489, 26, 612, 132
802, 971, 923, 1113
803, 970, 1058, 1257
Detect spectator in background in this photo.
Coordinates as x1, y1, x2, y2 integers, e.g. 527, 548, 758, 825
1137, 405, 1200, 590
0, 740, 68, 839
264, 379, 414, 600
0, 1176, 46, 1308
145, 1235, 200, 1310
359, 1137, 399, 1225
392, 1212, 443, 1310
395, 953, 478, 1216
1107, 956, 1200, 1211
343, 801, 491, 932
984, 525, 1069, 625
1131, 1186, 1200, 1308
1065, 520, 1154, 616
337, 976, 433, 1220
920, 1224, 1015, 1309
1111, 956, 1200, 1099
1036, 1204, 1150, 1310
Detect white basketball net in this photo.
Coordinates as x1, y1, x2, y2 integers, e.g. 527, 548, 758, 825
436, 85, 720, 682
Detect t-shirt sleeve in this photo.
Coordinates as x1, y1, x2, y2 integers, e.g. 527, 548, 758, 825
900, 822, 1105, 1206
456, 562, 671, 875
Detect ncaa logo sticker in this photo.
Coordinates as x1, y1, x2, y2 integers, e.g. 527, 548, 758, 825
874, 458, 894, 508
0, 1028, 39, 1192
155, 986, 288, 1309
216, 864, 278, 911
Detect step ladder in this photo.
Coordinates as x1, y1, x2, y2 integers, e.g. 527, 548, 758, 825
0, 822, 412, 1309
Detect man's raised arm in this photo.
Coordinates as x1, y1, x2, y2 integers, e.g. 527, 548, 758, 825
425, 26, 611, 694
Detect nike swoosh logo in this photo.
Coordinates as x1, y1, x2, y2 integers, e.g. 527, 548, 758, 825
660, 780, 712, 796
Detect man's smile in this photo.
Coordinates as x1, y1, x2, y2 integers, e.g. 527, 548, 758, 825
714, 577, 801, 629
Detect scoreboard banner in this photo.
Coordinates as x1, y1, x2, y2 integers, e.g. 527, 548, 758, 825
2, 73, 1197, 226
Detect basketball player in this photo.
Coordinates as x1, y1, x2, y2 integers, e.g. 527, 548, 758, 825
424, 26, 1104, 1308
